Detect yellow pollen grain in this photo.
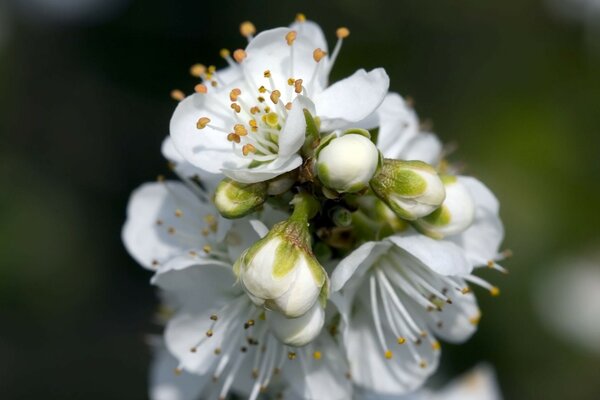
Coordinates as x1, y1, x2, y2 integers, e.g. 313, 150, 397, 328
257, 96, 265, 103
210, 314, 218, 321
287, 78, 295, 85
397, 337, 406, 345
194, 84, 208, 94
487, 260, 495, 268
190, 63, 206, 77
227, 133, 241, 143
174, 209, 183, 217
234, 124, 248, 136
242, 144, 256, 156
336, 27, 350, 39
285, 102, 292, 110
249, 119, 258, 128
490, 287, 501, 297
258, 86, 267, 94
211, 81, 218, 87
285, 30, 297, 45
231, 103, 241, 113
233, 49, 247, 63
240, 21, 256, 37
295, 13, 306, 23
288, 352, 297, 360
384, 350, 393, 359
219, 48, 230, 58
264, 106, 271, 113
258, 312, 266, 321
469, 314, 482, 326
167, 227, 175, 235
313, 48, 326, 62
432, 341, 441, 351
265, 112, 279, 127
250, 106, 260, 114
419, 361, 428, 369
294, 79, 303, 94
313, 351, 322, 360
229, 88, 242, 101
461, 287, 471, 294
214, 348, 221, 355
206, 329, 213, 337
270, 90, 281, 104
203, 244, 212, 254
196, 117, 211, 129
263, 70, 271, 78
208, 65, 216, 74
170, 89, 185, 101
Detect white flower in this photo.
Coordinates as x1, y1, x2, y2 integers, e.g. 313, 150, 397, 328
316, 132, 381, 193
169, 20, 389, 183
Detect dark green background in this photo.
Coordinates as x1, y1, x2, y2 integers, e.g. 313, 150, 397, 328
1, 0, 599, 398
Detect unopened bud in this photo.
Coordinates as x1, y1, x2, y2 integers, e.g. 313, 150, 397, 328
234, 193, 328, 318
269, 302, 325, 347
316, 131, 380, 193
214, 178, 268, 219
370, 160, 446, 221
415, 176, 475, 238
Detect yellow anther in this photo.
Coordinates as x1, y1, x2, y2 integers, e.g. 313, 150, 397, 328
258, 86, 267, 94
194, 84, 208, 94
461, 287, 471, 294
336, 27, 350, 39
285, 30, 297, 45
203, 244, 212, 254
313, 48, 327, 62
263, 70, 271, 78
190, 346, 197, 353
208, 65, 216, 74
265, 112, 279, 127
384, 350, 393, 359
190, 63, 206, 77
313, 351, 322, 360
210, 314, 218, 321
206, 329, 213, 337
258, 312, 266, 321
174, 209, 183, 217
295, 13, 306, 23
211, 81, 218, 88
174, 368, 182, 376
294, 79, 303, 94
196, 117, 211, 129
250, 106, 260, 114
419, 361, 428, 369
227, 133, 241, 143
270, 90, 281, 104
170, 89, 185, 101
229, 88, 242, 101
285, 102, 292, 110
257, 96, 265, 103
397, 337, 406, 345
469, 313, 481, 326
432, 341, 441, 351
264, 106, 271, 113
287, 78, 295, 85
167, 227, 175, 235
242, 144, 256, 156
240, 21, 256, 37
234, 124, 248, 136
490, 287, 501, 297
157, 174, 165, 182
233, 49, 247, 63
219, 48, 230, 58
231, 103, 241, 113
249, 119, 258, 128
288, 352, 297, 360
487, 260, 495, 268
214, 348, 221, 355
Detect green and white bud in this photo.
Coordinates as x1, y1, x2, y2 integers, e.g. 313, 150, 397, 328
234, 193, 328, 318
370, 159, 446, 221
415, 176, 475, 238
214, 178, 267, 219
269, 302, 325, 347
316, 131, 380, 193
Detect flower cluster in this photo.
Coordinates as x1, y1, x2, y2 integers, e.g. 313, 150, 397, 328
123, 15, 507, 400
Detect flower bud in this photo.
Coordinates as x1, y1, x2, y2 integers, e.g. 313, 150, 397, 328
370, 159, 446, 220
269, 301, 325, 347
234, 193, 328, 318
214, 178, 267, 219
415, 176, 475, 238
316, 132, 380, 193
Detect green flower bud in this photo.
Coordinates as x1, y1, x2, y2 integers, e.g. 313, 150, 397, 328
370, 159, 446, 221
415, 175, 475, 238
214, 178, 267, 219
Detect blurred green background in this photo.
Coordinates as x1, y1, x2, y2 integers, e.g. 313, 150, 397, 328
1, 0, 599, 398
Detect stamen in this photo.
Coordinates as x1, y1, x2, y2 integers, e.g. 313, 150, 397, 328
196, 117, 211, 129
230, 88, 242, 102
240, 21, 256, 39
231, 103, 242, 113
463, 275, 500, 296
233, 49, 247, 63
234, 124, 248, 136
219, 48, 230, 59
190, 63, 206, 78
336, 27, 350, 39
170, 89, 185, 101
285, 31, 297, 46
295, 13, 306, 23
270, 90, 281, 104
294, 79, 303, 94
242, 144, 257, 156
313, 48, 326, 62
194, 84, 208, 94
313, 351, 322, 360
227, 133, 241, 143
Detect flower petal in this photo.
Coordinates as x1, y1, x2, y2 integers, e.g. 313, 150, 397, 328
434, 364, 502, 400
122, 181, 213, 269
278, 95, 316, 158
387, 232, 472, 276
331, 241, 392, 292
314, 68, 390, 131
221, 153, 303, 183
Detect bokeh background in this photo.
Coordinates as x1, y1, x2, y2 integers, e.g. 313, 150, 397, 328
1, 0, 599, 398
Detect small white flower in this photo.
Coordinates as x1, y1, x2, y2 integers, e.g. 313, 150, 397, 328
316, 132, 381, 193
169, 20, 389, 184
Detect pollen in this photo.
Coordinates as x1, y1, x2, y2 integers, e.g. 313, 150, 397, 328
208, 65, 216, 74
174, 209, 183, 217
263, 70, 271, 78
270, 90, 281, 104
196, 117, 211, 129
397, 337, 406, 345
461, 287, 471, 294
336, 27, 350, 39
432, 341, 441, 351
285, 102, 293, 110
249, 119, 258, 129
294, 79, 303, 94
219, 48, 230, 58
258, 85, 267, 94
419, 361, 428, 369
265, 112, 279, 127
242, 144, 256, 156
240, 21, 256, 37
210, 314, 218, 321
170, 89, 185, 101
233, 49, 247, 63
313, 351, 322, 360
288, 352, 297, 360
234, 124, 248, 136
231, 103, 241, 113
206, 329, 213, 337
214, 347, 222, 355
203, 245, 212, 254
469, 313, 482, 326
490, 287, 501, 297
384, 350, 393, 359
167, 227, 176, 235
295, 13, 306, 23
227, 133, 241, 143
313, 48, 326, 62
194, 84, 208, 94
230, 88, 242, 101
285, 30, 297, 45
250, 106, 260, 114
287, 78, 295, 85
190, 63, 206, 77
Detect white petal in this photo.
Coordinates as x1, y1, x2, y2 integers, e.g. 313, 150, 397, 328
331, 241, 392, 292
122, 182, 211, 269
150, 340, 208, 400
388, 232, 472, 276
269, 302, 325, 346
222, 153, 303, 183
376, 93, 420, 158
400, 132, 443, 165
289, 20, 329, 53
314, 68, 390, 131
448, 177, 504, 266
433, 364, 502, 400
278, 95, 315, 158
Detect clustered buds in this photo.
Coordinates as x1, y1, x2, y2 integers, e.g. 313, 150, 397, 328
214, 178, 268, 219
